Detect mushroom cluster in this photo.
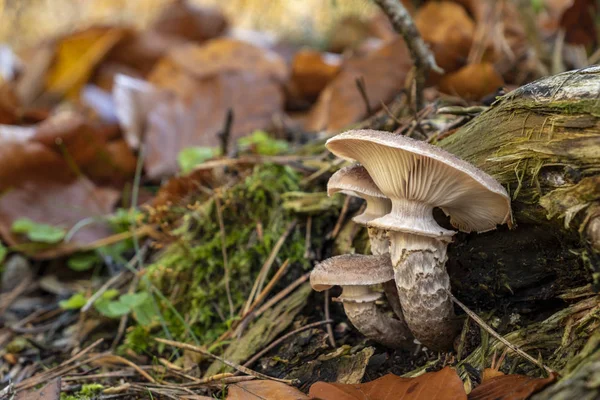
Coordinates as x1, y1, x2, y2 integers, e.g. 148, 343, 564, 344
311, 129, 512, 351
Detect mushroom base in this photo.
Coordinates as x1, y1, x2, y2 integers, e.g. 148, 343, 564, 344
341, 285, 414, 350
389, 231, 458, 350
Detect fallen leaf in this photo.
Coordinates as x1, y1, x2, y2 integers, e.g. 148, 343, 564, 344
289, 49, 342, 102
138, 39, 287, 179
468, 371, 557, 400
309, 367, 467, 400
0, 113, 121, 258
150, 1, 228, 44
305, 37, 412, 132
438, 63, 504, 100
559, 0, 597, 46
15, 377, 61, 400
227, 380, 309, 400
415, 1, 475, 73
45, 26, 129, 99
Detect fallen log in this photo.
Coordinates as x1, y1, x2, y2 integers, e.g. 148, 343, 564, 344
438, 66, 600, 307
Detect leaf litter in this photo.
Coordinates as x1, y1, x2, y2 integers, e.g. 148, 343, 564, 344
0, 0, 598, 399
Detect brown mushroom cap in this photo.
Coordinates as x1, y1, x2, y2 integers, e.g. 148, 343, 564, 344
326, 129, 512, 234
310, 254, 394, 291
328, 164, 392, 225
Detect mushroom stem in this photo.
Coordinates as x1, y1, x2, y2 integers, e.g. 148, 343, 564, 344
340, 286, 414, 349
388, 231, 458, 350
367, 226, 405, 321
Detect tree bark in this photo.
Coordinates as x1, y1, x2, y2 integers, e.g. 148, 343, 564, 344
438, 66, 600, 305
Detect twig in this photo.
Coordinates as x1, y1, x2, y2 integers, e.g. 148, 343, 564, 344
215, 195, 235, 319
81, 271, 127, 313
328, 196, 351, 239
218, 108, 234, 156
355, 76, 372, 115
0, 275, 32, 315
155, 338, 294, 384
242, 320, 334, 369
447, 290, 555, 374
244, 220, 297, 313
373, 0, 442, 111
247, 259, 290, 313
324, 290, 336, 348
304, 216, 312, 259
254, 272, 310, 318
93, 354, 156, 383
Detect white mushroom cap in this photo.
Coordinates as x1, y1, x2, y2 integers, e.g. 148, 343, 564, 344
326, 129, 512, 236
310, 254, 394, 291
328, 164, 392, 225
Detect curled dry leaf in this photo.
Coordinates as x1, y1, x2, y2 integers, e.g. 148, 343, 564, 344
308, 367, 467, 400
438, 63, 504, 100
468, 370, 557, 400
305, 37, 412, 132
226, 380, 309, 400
136, 38, 288, 179
415, 1, 475, 74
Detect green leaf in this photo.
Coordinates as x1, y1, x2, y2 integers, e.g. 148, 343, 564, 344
178, 146, 221, 173
132, 299, 158, 326
11, 218, 66, 244
238, 130, 289, 156
120, 292, 149, 308
0, 242, 7, 264
68, 252, 98, 271
101, 288, 120, 300
94, 298, 131, 318
59, 293, 87, 310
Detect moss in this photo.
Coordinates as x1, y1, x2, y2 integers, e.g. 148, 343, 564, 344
126, 164, 340, 351
60, 384, 104, 400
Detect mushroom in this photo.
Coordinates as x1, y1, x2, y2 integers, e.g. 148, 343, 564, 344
311, 254, 414, 349
327, 164, 404, 320
326, 129, 512, 350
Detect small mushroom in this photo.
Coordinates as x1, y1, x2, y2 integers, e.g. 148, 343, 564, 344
328, 164, 405, 320
311, 254, 414, 349
326, 129, 512, 350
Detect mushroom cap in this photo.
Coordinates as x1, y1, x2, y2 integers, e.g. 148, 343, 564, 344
327, 164, 386, 199
326, 129, 512, 233
310, 254, 394, 291
328, 164, 392, 225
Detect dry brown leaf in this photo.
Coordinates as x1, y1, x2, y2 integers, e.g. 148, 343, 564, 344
45, 26, 129, 99
438, 63, 503, 100
468, 371, 557, 400
559, 0, 597, 46
137, 38, 287, 179
0, 113, 121, 258
415, 1, 475, 74
150, 1, 228, 44
305, 37, 412, 132
309, 367, 467, 400
290, 49, 342, 101
15, 377, 61, 400
226, 380, 309, 400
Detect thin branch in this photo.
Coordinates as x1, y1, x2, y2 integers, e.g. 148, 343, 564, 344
155, 338, 294, 384
447, 290, 555, 374
355, 76, 372, 115
242, 320, 333, 369
373, 0, 442, 111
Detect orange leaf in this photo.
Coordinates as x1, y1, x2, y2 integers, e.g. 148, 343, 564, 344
290, 49, 342, 101
226, 380, 309, 400
415, 1, 475, 73
305, 37, 412, 132
468, 372, 557, 400
438, 63, 503, 101
309, 367, 467, 400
